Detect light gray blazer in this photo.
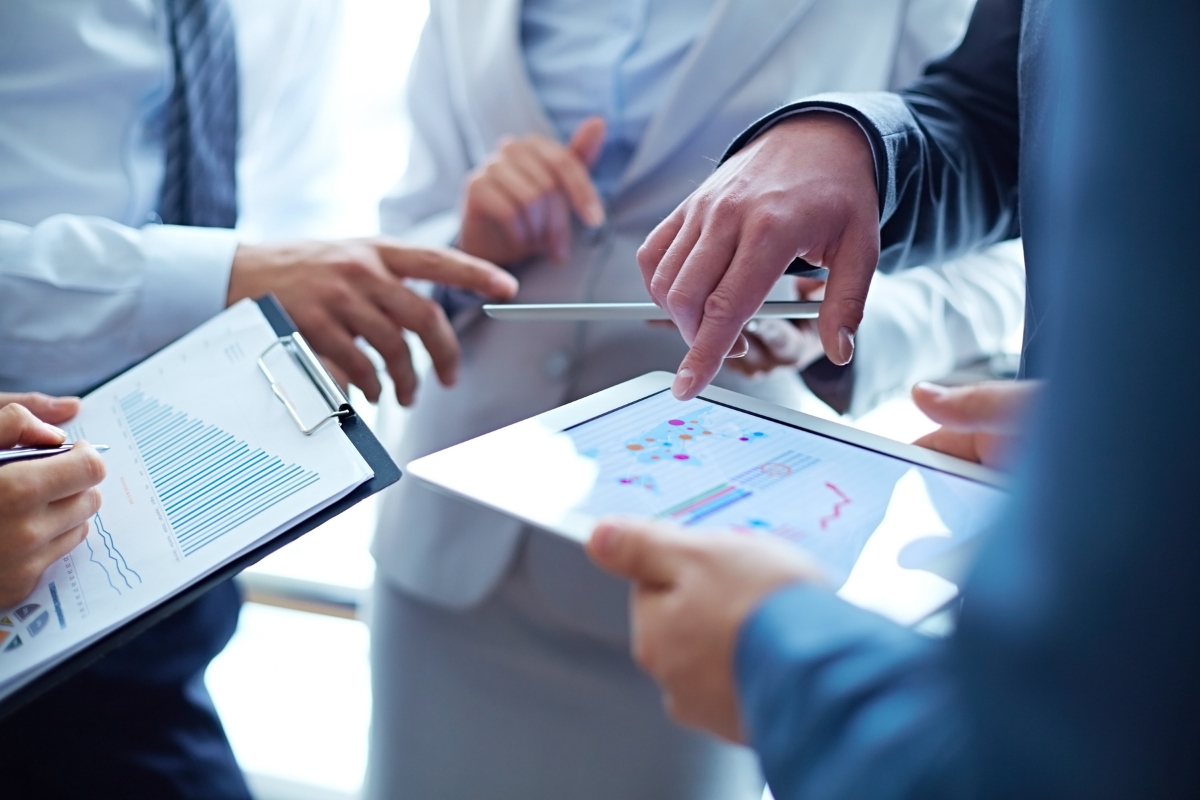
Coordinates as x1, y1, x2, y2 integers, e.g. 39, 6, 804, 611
374, 0, 1018, 609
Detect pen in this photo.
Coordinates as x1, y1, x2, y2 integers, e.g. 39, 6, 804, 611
0, 444, 111, 465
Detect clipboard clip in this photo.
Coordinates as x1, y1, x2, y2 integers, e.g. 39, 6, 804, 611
257, 333, 353, 435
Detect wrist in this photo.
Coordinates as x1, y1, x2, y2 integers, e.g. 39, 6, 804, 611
228, 243, 273, 306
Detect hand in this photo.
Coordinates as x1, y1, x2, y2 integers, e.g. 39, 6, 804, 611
911, 380, 1039, 469
638, 113, 879, 400
460, 117, 607, 266
0, 402, 104, 607
724, 278, 828, 378
586, 517, 826, 743
228, 239, 519, 405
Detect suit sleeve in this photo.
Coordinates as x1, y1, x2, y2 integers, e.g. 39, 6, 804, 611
737, 585, 974, 800
724, 0, 1023, 272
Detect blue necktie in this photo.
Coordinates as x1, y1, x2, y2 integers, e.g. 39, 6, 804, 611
157, 0, 239, 229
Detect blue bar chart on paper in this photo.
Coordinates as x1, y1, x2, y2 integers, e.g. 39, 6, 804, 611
120, 391, 318, 556
0, 300, 373, 698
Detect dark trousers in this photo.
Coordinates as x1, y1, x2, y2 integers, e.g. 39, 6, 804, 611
0, 581, 250, 799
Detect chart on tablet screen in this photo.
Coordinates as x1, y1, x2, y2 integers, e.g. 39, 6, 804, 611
564, 391, 1003, 586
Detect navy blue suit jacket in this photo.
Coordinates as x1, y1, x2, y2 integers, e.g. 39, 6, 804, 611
733, 1, 1200, 797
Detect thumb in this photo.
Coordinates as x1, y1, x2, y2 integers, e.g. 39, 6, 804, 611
911, 381, 1035, 433
569, 116, 607, 167
0, 403, 68, 449
814, 223, 879, 366
587, 518, 683, 587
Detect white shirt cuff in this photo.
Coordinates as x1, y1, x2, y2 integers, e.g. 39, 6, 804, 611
138, 224, 240, 354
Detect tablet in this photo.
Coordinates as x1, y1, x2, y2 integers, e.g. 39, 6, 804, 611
482, 300, 821, 322
406, 372, 1008, 625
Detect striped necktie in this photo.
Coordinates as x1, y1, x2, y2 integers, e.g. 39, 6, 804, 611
157, 0, 239, 229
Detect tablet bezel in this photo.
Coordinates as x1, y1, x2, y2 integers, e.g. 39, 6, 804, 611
406, 371, 1004, 547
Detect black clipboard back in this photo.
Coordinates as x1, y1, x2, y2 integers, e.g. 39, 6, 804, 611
0, 295, 400, 719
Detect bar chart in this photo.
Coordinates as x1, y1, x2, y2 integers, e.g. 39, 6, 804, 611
120, 391, 320, 556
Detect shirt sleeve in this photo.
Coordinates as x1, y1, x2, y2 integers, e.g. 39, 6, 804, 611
736, 584, 974, 800
0, 215, 237, 395
723, 0, 1023, 273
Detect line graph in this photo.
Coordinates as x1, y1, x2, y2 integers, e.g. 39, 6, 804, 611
819, 483, 852, 530
83, 514, 143, 593
120, 391, 319, 556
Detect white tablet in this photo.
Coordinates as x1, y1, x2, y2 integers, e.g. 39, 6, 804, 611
406, 372, 1008, 625
481, 300, 821, 322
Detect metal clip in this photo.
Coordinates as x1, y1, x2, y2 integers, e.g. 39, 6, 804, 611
258, 333, 352, 435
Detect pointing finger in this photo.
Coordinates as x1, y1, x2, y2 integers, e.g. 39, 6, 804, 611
374, 242, 519, 300
0, 403, 68, 449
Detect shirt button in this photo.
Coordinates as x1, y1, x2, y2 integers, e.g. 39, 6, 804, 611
543, 351, 572, 381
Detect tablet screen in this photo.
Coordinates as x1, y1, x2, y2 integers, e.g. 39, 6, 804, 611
565, 390, 1006, 611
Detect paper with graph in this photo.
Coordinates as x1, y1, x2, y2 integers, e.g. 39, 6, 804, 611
0, 300, 372, 696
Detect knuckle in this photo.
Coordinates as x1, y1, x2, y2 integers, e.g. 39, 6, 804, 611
13, 519, 42, 551
82, 450, 106, 484
707, 191, 743, 220
702, 289, 744, 325
334, 257, 372, 283
5, 473, 41, 510
16, 561, 44, 593
548, 150, 574, 172
408, 298, 442, 333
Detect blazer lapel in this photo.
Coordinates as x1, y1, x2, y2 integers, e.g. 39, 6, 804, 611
617, 0, 820, 192
445, 0, 557, 158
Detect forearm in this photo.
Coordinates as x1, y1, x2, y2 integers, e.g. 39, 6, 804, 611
0, 216, 235, 394
737, 585, 975, 800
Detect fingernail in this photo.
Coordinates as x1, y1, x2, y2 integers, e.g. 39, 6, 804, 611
51, 397, 79, 411
672, 367, 694, 399
837, 326, 856, 365
588, 203, 606, 227
914, 381, 947, 398
492, 275, 519, 296
46, 424, 67, 438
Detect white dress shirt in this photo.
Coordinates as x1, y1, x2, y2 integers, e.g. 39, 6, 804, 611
521, 0, 720, 197
0, 0, 342, 396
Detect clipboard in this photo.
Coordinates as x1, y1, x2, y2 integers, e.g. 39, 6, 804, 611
0, 295, 400, 719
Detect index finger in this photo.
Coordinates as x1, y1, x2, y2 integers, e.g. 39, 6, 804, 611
0, 403, 67, 449
530, 137, 604, 227
586, 518, 685, 587
0, 393, 80, 425
671, 234, 795, 400
373, 242, 519, 301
